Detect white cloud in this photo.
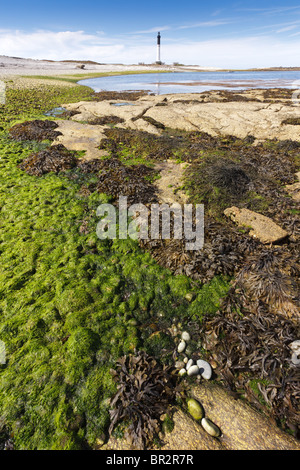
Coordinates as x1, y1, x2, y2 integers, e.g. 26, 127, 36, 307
1, 29, 300, 68
0, 30, 124, 61
177, 20, 234, 30
133, 26, 171, 34
158, 36, 300, 68
276, 25, 297, 33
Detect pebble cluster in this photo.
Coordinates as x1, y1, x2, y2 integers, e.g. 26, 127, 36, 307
186, 398, 221, 438
175, 331, 213, 381
174, 330, 222, 438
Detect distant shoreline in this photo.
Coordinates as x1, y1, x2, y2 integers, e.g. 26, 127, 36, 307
2, 55, 300, 79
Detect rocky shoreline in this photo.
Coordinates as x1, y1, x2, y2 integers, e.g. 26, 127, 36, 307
1, 70, 299, 451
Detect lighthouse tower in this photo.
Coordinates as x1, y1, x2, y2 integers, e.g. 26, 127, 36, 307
156, 32, 161, 64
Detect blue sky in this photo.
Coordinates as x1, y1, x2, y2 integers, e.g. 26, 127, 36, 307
1, 1, 300, 67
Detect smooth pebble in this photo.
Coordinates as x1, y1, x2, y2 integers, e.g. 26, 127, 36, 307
197, 359, 212, 380
290, 340, 300, 352
187, 398, 204, 420
291, 352, 300, 365
181, 331, 191, 342
186, 359, 194, 371
177, 340, 186, 353
179, 368, 186, 377
201, 418, 221, 437
187, 365, 199, 376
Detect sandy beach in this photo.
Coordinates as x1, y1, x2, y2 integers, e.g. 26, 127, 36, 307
0, 55, 172, 76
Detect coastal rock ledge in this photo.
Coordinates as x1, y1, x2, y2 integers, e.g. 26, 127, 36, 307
61, 92, 300, 142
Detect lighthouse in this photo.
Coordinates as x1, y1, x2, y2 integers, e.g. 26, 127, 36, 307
156, 32, 161, 64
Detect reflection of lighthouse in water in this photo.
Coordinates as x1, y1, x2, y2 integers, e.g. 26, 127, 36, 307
156, 32, 161, 63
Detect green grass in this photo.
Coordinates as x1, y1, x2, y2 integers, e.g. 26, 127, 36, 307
22, 69, 169, 84
0, 82, 231, 449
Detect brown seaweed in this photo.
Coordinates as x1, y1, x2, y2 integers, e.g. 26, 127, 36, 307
92, 90, 148, 102
204, 307, 300, 436
9, 120, 62, 142
109, 351, 181, 449
18, 144, 77, 176
88, 115, 125, 126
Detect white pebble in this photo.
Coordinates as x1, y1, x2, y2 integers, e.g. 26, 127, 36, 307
290, 340, 300, 353
181, 331, 191, 342
291, 352, 300, 365
177, 340, 186, 353
179, 368, 186, 377
187, 365, 199, 376
197, 360, 212, 380
183, 357, 188, 364
201, 418, 221, 437
186, 359, 194, 371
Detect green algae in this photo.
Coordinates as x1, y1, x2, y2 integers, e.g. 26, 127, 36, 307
0, 138, 229, 448
0, 84, 233, 449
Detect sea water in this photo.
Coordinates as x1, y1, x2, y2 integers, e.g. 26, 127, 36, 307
78, 70, 300, 95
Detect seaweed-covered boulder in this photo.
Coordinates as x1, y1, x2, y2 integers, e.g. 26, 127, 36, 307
18, 144, 77, 176
9, 120, 62, 142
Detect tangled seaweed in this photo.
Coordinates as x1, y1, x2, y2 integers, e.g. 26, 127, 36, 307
94, 159, 158, 206
140, 216, 259, 283
18, 144, 77, 176
88, 115, 125, 126
9, 119, 62, 142
73, 157, 158, 206
99, 127, 176, 162
235, 249, 300, 321
92, 90, 148, 102
204, 307, 300, 436
109, 351, 180, 449
205, 159, 251, 196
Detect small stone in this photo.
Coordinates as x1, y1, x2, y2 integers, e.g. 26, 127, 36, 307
184, 293, 195, 302
179, 368, 186, 377
210, 359, 218, 369
187, 398, 204, 420
175, 361, 185, 369
187, 365, 199, 376
186, 359, 194, 370
201, 418, 221, 437
289, 341, 300, 365
289, 340, 300, 353
177, 340, 186, 353
291, 352, 300, 365
197, 359, 212, 380
181, 331, 191, 342
183, 357, 188, 364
